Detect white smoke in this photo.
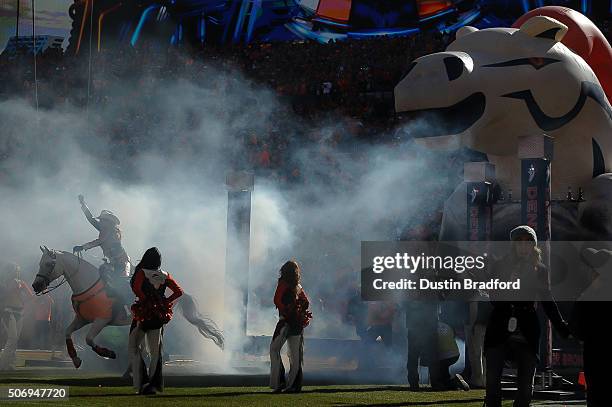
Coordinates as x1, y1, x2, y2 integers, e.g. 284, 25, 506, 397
0, 53, 459, 374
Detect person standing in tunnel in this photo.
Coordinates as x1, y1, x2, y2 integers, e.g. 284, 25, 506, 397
345, 282, 368, 369
484, 226, 572, 407
270, 260, 312, 393
0, 263, 33, 370
31, 293, 53, 350
405, 299, 440, 390
366, 301, 397, 348
570, 246, 612, 407
571, 299, 611, 407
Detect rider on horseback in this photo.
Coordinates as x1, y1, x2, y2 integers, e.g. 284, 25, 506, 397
73, 195, 130, 275
73, 195, 131, 305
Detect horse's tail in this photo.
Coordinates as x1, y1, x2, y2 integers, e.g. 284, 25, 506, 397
176, 293, 224, 350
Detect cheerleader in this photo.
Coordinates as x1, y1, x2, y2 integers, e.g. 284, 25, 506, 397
128, 247, 183, 395
270, 260, 312, 393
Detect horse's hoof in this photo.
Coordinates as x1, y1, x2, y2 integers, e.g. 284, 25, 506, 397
73, 357, 82, 369
141, 384, 157, 395
93, 345, 117, 359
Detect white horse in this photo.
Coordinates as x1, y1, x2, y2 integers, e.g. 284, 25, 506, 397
32, 246, 224, 368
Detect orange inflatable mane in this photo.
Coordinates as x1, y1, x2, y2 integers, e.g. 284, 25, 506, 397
513, 6, 612, 105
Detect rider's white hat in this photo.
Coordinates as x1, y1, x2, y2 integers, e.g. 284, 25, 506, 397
98, 210, 120, 225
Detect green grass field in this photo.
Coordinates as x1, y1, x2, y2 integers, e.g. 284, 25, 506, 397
1, 368, 587, 406
0, 384, 500, 406
0, 369, 515, 407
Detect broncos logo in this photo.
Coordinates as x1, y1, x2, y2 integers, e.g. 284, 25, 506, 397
394, 7, 612, 199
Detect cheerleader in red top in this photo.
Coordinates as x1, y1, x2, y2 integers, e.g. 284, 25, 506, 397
128, 247, 183, 395
269, 260, 312, 393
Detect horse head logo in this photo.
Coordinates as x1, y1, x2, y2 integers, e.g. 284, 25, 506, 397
470, 187, 479, 203
528, 164, 536, 183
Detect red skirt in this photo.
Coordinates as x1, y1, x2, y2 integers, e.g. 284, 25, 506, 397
131, 299, 173, 327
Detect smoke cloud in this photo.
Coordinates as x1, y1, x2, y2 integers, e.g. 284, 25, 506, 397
0, 51, 462, 375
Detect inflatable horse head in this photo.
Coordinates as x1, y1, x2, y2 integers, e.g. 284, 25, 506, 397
394, 8, 612, 197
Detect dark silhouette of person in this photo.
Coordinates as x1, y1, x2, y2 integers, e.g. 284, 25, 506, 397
484, 226, 571, 407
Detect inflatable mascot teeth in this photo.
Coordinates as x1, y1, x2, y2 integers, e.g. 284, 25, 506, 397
394, 6, 612, 240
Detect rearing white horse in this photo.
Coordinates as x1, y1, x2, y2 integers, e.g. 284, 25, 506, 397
32, 246, 224, 368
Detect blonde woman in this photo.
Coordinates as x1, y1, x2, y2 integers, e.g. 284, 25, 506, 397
484, 226, 571, 407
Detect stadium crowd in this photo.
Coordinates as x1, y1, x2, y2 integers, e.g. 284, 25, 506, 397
2, 16, 609, 247
1, 17, 609, 242
0, 32, 452, 119
1, 15, 611, 183
2, 13, 611, 185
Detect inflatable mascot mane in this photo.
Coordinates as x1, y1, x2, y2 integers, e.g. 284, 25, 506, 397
395, 6, 612, 240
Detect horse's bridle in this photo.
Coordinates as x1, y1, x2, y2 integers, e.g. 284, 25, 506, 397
35, 272, 67, 296
35, 272, 51, 286
35, 251, 76, 296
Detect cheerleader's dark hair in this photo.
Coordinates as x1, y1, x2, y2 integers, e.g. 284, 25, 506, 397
279, 260, 301, 289
131, 247, 162, 287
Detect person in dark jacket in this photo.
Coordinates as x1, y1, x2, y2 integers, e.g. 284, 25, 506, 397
570, 247, 612, 407
484, 226, 571, 407
269, 260, 312, 393
405, 300, 440, 390
571, 300, 611, 407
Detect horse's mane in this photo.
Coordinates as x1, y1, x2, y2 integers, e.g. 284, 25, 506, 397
55, 250, 77, 263
54, 250, 99, 275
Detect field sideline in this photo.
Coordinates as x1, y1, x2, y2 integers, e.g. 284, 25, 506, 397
0, 371, 514, 406
10, 371, 593, 406
0, 384, 499, 406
